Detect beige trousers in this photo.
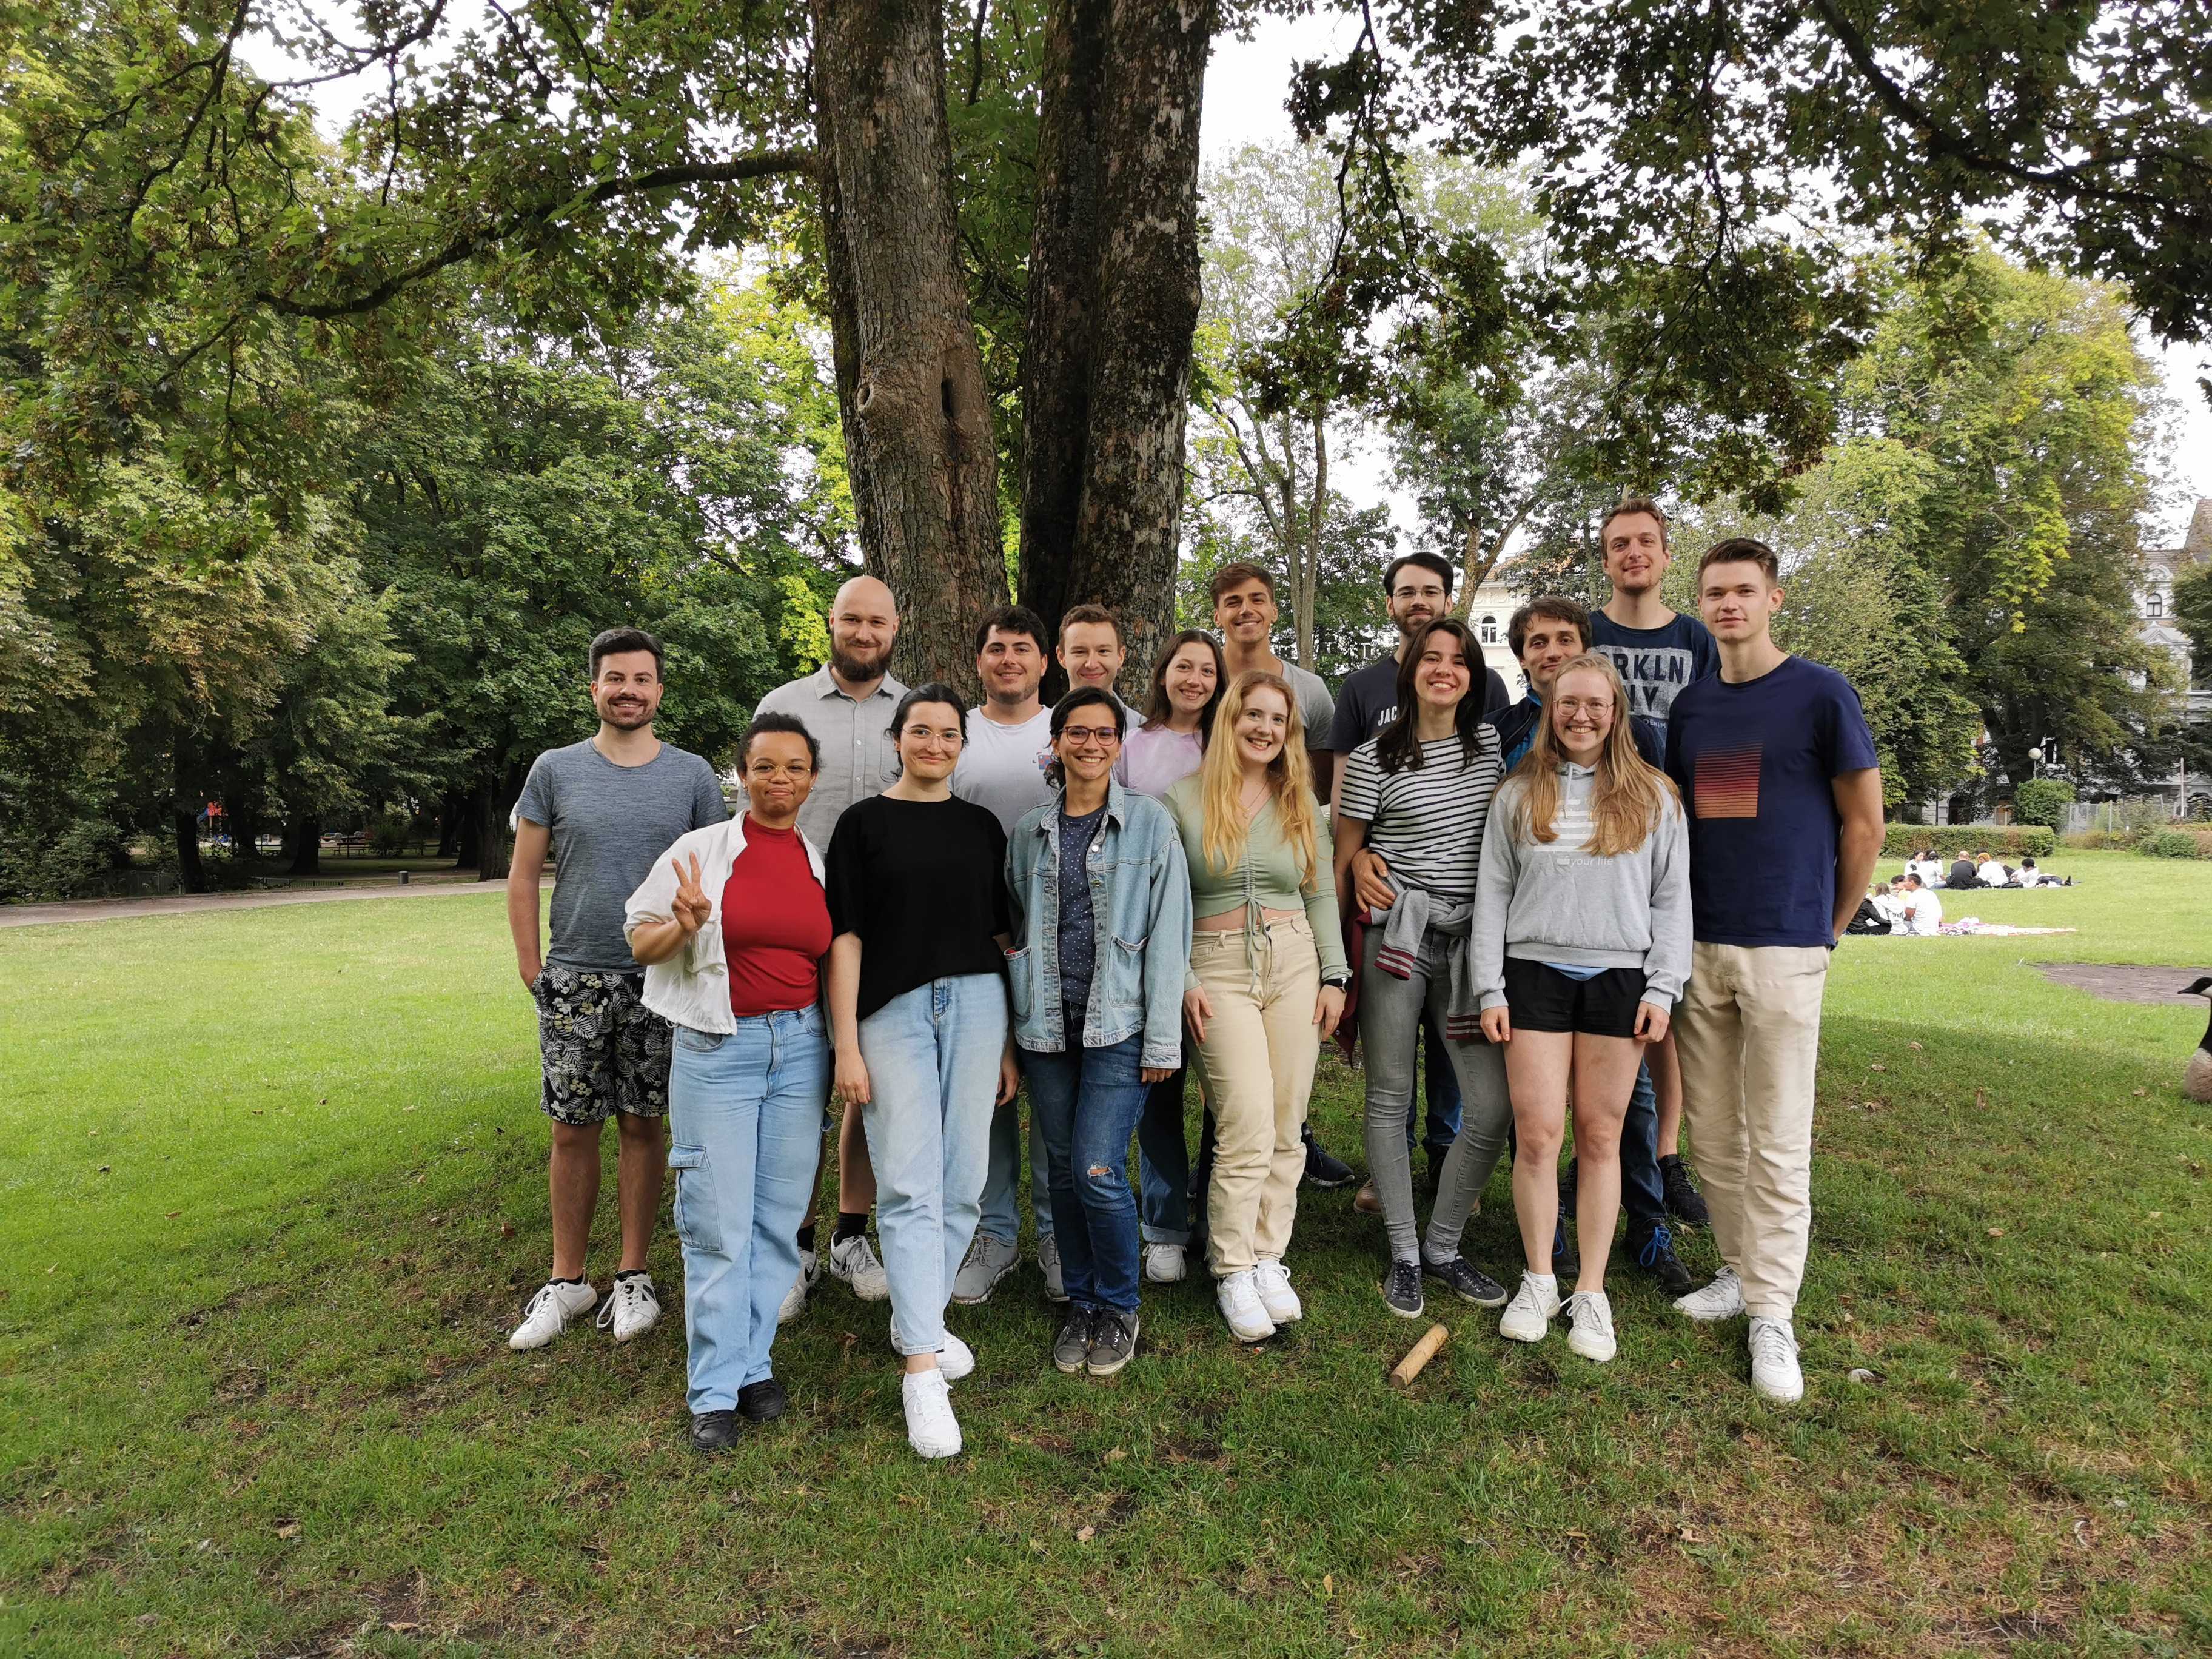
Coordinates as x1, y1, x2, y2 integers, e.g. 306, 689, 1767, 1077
1672, 941, 1831, 1320
1191, 920, 1321, 1276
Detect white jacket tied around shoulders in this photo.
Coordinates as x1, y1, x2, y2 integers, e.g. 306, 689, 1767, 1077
623, 814, 828, 1035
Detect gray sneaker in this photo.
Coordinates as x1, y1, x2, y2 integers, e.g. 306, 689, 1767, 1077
1051, 1306, 1094, 1374
951, 1232, 1019, 1305
1087, 1309, 1139, 1376
1038, 1231, 1068, 1302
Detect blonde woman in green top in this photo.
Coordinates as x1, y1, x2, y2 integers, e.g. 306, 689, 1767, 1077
1165, 669, 1348, 1343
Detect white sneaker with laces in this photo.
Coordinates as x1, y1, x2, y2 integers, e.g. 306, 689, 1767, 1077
1748, 1315, 1805, 1403
1142, 1242, 1188, 1284
1252, 1259, 1302, 1324
508, 1279, 598, 1351
888, 1327, 975, 1384
950, 1232, 1019, 1305
1565, 1289, 1617, 1362
901, 1368, 962, 1460
597, 1273, 660, 1342
1038, 1232, 1068, 1302
1216, 1269, 1276, 1342
778, 1248, 821, 1325
828, 1233, 890, 1301
1674, 1265, 1745, 1322
1498, 1273, 1561, 1344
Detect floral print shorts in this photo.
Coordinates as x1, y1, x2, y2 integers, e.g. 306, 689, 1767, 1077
532, 965, 672, 1125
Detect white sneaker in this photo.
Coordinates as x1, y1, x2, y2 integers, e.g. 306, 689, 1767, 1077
1674, 1266, 1745, 1322
1498, 1273, 1561, 1344
508, 1279, 598, 1350
887, 1328, 975, 1384
950, 1232, 1019, 1305
1038, 1232, 1068, 1302
1215, 1269, 1276, 1343
901, 1368, 962, 1459
1251, 1259, 1302, 1324
1565, 1290, 1617, 1362
828, 1233, 890, 1301
778, 1248, 822, 1325
1748, 1315, 1805, 1403
1143, 1242, 1188, 1284
596, 1273, 660, 1342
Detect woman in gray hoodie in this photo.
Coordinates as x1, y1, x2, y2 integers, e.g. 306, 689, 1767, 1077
1472, 654, 1690, 1364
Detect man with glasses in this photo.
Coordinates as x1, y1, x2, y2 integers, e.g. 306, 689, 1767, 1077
752, 576, 908, 1317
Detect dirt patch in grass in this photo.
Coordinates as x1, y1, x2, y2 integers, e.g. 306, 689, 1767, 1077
2031, 962, 2212, 1002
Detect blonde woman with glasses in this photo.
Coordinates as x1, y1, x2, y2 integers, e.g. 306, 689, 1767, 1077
1164, 671, 1347, 1343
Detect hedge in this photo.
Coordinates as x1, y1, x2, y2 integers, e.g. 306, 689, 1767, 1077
2139, 829, 2212, 859
1882, 824, 2055, 859
2011, 778, 2076, 830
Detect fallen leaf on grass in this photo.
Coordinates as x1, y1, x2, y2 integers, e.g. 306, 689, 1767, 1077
1322, 1573, 1333, 1598
1869, 1063, 1888, 1072
2148, 1210, 2162, 1219
1075, 1525, 1096, 1543
1101, 1446, 1126, 1464
1678, 1526, 1703, 1542
1987, 1227, 2004, 1237
275, 1522, 301, 1540
500, 1219, 516, 1238
1908, 1041, 1923, 1051
166, 1211, 181, 1219
2132, 1087, 2148, 1097
1974, 1089, 1988, 1110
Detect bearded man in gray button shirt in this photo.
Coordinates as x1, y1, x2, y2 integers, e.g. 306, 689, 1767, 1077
751, 574, 907, 1315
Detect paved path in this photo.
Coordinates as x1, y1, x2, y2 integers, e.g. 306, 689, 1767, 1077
2031, 962, 2212, 1003
0, 876, 534, 929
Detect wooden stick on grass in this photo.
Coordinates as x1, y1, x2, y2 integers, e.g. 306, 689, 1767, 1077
1389, 1323, 1449, 1389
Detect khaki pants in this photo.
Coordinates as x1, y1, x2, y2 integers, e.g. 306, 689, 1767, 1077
1191, 920, 1321, 1276
1672, 942, 1831, 1320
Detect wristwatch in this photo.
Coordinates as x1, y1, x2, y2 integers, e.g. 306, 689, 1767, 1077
1321, 973, 1352, 991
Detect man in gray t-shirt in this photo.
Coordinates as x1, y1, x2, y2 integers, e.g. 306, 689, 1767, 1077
504, 626, 728, 1355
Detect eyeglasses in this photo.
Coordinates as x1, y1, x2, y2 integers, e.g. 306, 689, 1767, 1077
1059, 726, 1122, 748
746, 762, 815, 779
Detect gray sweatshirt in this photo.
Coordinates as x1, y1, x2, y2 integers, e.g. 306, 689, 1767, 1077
1469, 763, 1692, 1012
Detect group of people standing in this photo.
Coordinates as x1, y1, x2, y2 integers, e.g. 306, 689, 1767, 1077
503, 497, 1885, 1461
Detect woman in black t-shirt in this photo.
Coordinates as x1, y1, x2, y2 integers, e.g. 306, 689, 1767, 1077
825, 682, 1017, 1461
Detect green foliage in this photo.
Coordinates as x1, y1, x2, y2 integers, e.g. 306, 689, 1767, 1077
2011, 779, 2077, 831
1882, 824, 2054, 859
2174, 563, 2212, 688
2139, 830, 2207, 859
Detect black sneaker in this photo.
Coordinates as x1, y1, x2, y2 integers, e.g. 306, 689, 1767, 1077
1051, 1306, 1095, 1374
1552, 1211, 1580, 1279
690, 1409, 743, 1454
1560, 1155, 1579, 1217
1087, 1309, 1139, 1376
1659, 1155, 1711, 1228
736, 1377, 788, 1424
1302, 1130, 1355, 1190
1628, 1221, 1694, 1296
1421, 1253, 1509, 1309
1381, 1259, 1425, 1319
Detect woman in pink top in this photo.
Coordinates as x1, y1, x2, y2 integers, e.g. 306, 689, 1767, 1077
1111, 628, 1223, 1282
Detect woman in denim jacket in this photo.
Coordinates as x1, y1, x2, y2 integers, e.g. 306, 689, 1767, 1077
1004, 688, 1192, 1378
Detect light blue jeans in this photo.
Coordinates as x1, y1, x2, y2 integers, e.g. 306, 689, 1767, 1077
979, 1093, 1054, 1244
857, 974, 1009, 1356
668, 1007, 830, 1413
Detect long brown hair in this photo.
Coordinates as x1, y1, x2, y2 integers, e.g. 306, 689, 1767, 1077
1140, 628, 1226, 740
1376, 618, 1487, 775
1195, 670, 1320, 891
1511, 654, 1679, 857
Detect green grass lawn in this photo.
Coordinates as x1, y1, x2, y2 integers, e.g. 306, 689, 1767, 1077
4, 851, 2210, 1657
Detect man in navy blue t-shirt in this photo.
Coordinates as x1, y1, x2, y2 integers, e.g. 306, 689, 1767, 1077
1664, 537, 1884, 1405
1589, 497, 1720, 1232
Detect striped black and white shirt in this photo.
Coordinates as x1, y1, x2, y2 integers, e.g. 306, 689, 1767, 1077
1337, 728, 1505, 904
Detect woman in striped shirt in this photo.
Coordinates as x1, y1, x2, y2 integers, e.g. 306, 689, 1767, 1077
1333, 618, 1515, 1321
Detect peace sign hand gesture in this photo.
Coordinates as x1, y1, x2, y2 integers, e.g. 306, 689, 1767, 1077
670, 851, 712, 937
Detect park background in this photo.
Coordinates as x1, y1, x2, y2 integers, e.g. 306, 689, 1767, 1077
5, 2, 2211, 1655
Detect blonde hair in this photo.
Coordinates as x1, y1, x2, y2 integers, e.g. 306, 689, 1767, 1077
1512, 654, 1679, 857
1196, 671, 1320, 890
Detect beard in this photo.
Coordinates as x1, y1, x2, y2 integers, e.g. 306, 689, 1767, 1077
1395, 609, 1439, 639
830, 643, 888, 682
600, 700, 654, 730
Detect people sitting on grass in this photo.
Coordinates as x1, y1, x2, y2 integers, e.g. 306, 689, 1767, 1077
1946, 852, 1976, 890
1976, 851, 2013, 886
1895, 873, 1943, 936
623, 712, 832, 1453
1906, 851, 1943, 888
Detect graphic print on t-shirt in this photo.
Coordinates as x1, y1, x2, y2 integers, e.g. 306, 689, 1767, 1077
1692, 746, 1761, 819
1597, 643, 1701, 721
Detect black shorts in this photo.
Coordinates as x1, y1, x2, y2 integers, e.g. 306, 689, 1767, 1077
1502, 958, 1647, 1038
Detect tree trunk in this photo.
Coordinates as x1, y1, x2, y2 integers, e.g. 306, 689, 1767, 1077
811, 0, 1008, 695
286, 812, 321, 876
1296, 411, 1327, 669
1016, 0, 1110, 663
1047, 0, 1216, 697
437, 794, 462, 862
224, 793, 260, 865
174, 808, 208, 893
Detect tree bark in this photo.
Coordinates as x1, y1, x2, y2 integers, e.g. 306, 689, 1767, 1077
1016, 0, 1110, 663
1295, 411, 1327, 669
1047, 0, 1216, 697
811, 0, 1008, 695
286, 812, 321, 877
173, 809, 207, 893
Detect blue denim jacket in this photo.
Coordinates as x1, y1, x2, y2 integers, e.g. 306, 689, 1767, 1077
1004, 780, 1191, 1068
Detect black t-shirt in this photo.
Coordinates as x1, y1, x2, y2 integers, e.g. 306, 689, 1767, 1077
825, 794, 1011, 1021
1948, 858, 1975, 888
1327, 653, 1512, 753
